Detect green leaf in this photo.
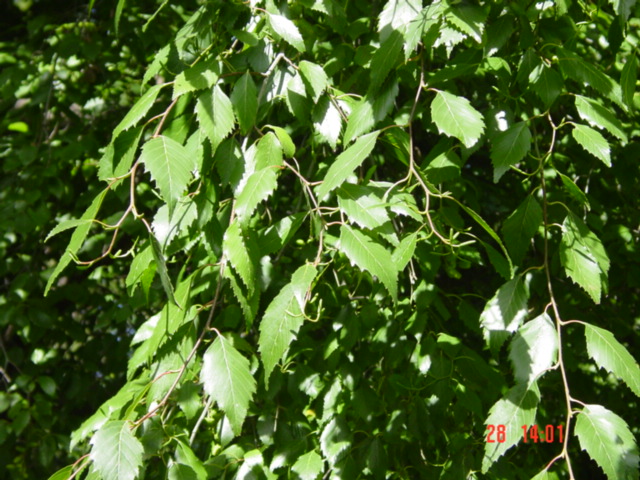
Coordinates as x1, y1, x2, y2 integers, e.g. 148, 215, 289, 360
480, 276, 528, 352
140, 135, 195, 215
431, 90, 485, 148
125, 245, 154, 292
235, 167, 278, 224
223, 221, 256, 295
609, 0, 636, 21
254, 132, 284, 170
259, 264, 317, 385
45, 218, 93, 243
47, 465, 73, 480
531, 65, 563, 108
320, 416, 352, 466
313, 96, 342, 148
90, 420, 144, 480
370, 30, 404, 90
491, 122, 531, 182
509, 313, 557, 386
574, 95, 627, 143
621, 53, 637, 111
173, 58, 220, 99
560, 212, 610, 304
114, 0, 125, 36
557, 172, 590, 210
574, 405, 640, 480
482, 383, 540, 473
151, 199, 198, 250
231, 72, 258, 135
501, 194, 542, 265
45, 189, 108, 296
168, 464, 198, 480
149, 233, 178, 307
559, 49, 623, 107
196, 86, 235, 152
378, 0, 422, 35
175, 439, 207, 480
316, 131, 379, 199
292, 450, 323, 480
572, 124, 611, 166
584, 324, 640, 397
265, 125, 296, 158
447, 3, 486, 43
267, 13, 305, 52
112, 84, 163, 139
299, 61, 328, 103
337, 184, 391, 230
338, 225, 398, 302
392, 232, 418, 271
200, 334, 257, 436
343, 98, 375, 146
98, 126, 143, 182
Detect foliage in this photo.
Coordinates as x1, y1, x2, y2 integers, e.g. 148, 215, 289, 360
2, 0, 640, 479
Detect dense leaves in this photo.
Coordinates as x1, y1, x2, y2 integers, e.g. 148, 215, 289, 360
2, 1, 639, 479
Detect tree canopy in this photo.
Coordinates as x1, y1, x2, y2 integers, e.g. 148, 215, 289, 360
1, 0, 640, 479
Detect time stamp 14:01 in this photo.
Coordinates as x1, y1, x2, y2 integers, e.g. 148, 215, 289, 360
486, 424, 565, 443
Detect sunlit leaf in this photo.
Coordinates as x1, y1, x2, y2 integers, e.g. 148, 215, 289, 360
572, 124, 611, 166
90, 420, 144, 480
431, 90, 485, 148
509, 313, 557, 386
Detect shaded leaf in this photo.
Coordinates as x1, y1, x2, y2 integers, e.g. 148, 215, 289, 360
259, 264, 317, 385
90, 420, 143, 480
560, 212, 610, 303
392, 232, 418, 271
231, 72, 258, 135
431, 90, 485, 148
200, 335, 257, 435
509, 313, 557, 386
338, 225, 397, 302
370, 30, 404, 89
491, 122, 531, 182
149, 233, 178, 307
559, 49, 623, 107
173, 58, 220, 99
558, 172, 591, 210
501, 194, 542, 265
113, 84, 163, 139
621, 53, 637, 111
316, 131, 379, 199
480, 276, 528, 352
585, 324, 640, 397
482, 383, 540, 473
574, 405, 639, 480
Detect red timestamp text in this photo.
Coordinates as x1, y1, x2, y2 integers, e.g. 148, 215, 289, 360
485, 424, 564, 443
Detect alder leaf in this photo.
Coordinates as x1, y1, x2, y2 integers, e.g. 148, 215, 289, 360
560, 212, 610, 304
481, 382, 540, 473
196, 86, 235, 152
431, 90, 485, 148
200, 334, 256, 436
292, 450, 324, 480
621, 53, 637, 111
338, 225, 397, 302
508, 313, 557, 386
259, 264, 317, 385
45, 189, 108, 296
572, 124, 611, 166
480, 275, 528, 352
223, 221, 256, 295
574, 405, 640, 480
267, 13, 305, 52
112, 84, 163, 139
491, 121, 532, 182
313, 96, 342, 149
370, 30, 404, 90
574, 95, 627, 143
231, 72, 258, 135
501, 194, 542, 265
234, 167, 278, 224
140, 136, 195, 215
90, 420, 144, 480
299, 60, 328, 103
316, 131, 379, 199
584, 324, 640, 397
337, 183, 391, 230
